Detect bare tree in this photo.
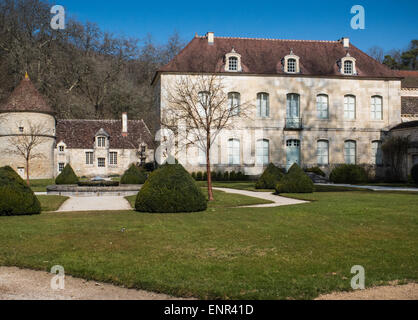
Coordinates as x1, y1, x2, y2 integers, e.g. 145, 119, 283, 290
368, 46, 384, 63
163, 74, 252, 201
6, 121, 50, 186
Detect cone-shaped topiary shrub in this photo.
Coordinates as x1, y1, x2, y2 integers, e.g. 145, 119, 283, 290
275, 164, 314, 194
120, 164, 147, 184
256, 163, 284, 189
55, 164, 78, 185
329, 164, 368, 184
0, 166, 41, 216
135, 164, 207, 213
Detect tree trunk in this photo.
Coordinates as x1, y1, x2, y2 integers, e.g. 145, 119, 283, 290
26, 159, 30, 186
206, 134, 214, 201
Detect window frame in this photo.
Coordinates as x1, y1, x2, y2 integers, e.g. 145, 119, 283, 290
109, 152, 118, 166
344, 140, 357, 165
287, 58, 296, 73
256, 139, 270, 166
372, 140, 383, 166
228, 92, 241, 116
228, 57, 238, 71
58, 162, 65, 172
316, 94, 329, 119
344, 95, 356, 120
257, 92, 270, 118
85, 152, 94, 165
97, 157, 106, 168
371, 96, 383, 120
228, 138, 241, 165
317, 140, 329, 166
97, 136, 106, 148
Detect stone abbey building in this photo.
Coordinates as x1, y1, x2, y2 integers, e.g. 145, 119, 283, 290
0, 74, 154, 179
153, 33, 418, 177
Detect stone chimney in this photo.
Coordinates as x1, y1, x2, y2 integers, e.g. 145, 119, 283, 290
122, 112, 128, 136
206, 32, 214, 45
341, 37, 350, 49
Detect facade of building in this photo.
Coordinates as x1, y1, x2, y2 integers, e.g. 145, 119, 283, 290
0, 75, 154, 179
153, 33, 411, 176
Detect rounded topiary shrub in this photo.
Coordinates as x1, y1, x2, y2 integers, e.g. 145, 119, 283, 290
55, 164, 79, 185
120, 164, 147, 184
256, 163, 284, 189
411, 164, 418, 185
0, 166, 41, 216
135, 164, 207, 213
329, 164, 368, 184
275, 164, 314, 194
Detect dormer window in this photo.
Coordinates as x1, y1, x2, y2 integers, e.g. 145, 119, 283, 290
341, 53, 357, 75
283, 50, 300, 74
225, 48, 242, 72
97, 137, 106, 148
59, 146, 65, 152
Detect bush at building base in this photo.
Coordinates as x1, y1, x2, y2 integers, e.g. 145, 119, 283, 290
55, 164, 79, 185
0, 166, 41, 216
120, 164, 147, 184
329, 164, 368, 184
256, 163, 284, 189
275, 164, 314, 194
135, 164, 207, 213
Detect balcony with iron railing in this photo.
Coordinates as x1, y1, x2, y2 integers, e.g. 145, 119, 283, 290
285, 117, 303, 130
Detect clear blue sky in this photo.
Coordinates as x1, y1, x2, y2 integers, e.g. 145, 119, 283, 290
59, 0, 417, 53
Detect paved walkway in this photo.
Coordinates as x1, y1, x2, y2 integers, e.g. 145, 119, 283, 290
57, 196, 132, 212
0, 267, 189, 300
316, 183, 418, 192
213, 187, 308, 208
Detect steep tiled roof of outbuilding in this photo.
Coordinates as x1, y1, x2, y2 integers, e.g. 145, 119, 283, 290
56, 119, 154, 149
0, 75, 54, 114
401, 97, 418, 115
396, 70, 418, 88
390, 120, 418, 130
155, 35, 400, 80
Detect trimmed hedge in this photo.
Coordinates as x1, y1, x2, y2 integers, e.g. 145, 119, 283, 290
275, 164, 314, 194
256, 163, 284, 189
135, 164, 207, 213
0, 166, 41, 216
55, 164, 79, 185
411, 164, 418, 185
120, 164, 147, 184
329, 165, 368, 184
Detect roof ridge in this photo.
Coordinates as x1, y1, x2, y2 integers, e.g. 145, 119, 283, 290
198, 36, 339, 43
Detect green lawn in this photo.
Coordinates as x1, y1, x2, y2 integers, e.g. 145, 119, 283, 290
29, 179, 55, 192
0, 188, 417, 300
196, 180, 272, 192
37, 195, 69, 212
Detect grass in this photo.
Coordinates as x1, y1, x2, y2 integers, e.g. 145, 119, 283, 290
196, 180, 272, 192
29, 179, 55, 192
37, 195, 69, 212
0, 187, 417, 300
125, 189, 273, 209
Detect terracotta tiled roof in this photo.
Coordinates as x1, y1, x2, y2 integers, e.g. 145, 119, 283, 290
155, 36, 400, 80
401, 97, 418, 115
396, 70, 418, 88
56, 119, 154, 149
0, 76, 54, 114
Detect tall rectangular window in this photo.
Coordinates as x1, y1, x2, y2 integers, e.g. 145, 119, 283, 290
287, 59, 296, 73
109, 152, 118, 165
228, 139, 240, 165
257, 93, 269, 118
344, 61, 353, 75
344, 141, 356, 164
372, 141, 383, 165
371, 96, 383, 120
317, 140, 329, 165
85, 152, 93, 165
344, 95, 356, 120
197, 91, 209, 117
256, 140, 269, 165
228, 92, 240, 116
58, 163, 65, 172
317, 95, 329, 119
98, 158, 106, 167
229, 57, 238, 71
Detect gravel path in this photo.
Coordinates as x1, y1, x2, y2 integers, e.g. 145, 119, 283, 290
0, 267, 189, 300
213, 187, 308, 208
316, 282, 418, 300
57, 196, 132, 212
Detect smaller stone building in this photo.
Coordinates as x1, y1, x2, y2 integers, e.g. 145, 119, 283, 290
0, 75, 154, 179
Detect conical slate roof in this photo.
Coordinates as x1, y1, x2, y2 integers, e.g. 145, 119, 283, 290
0, 74, 54, 115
